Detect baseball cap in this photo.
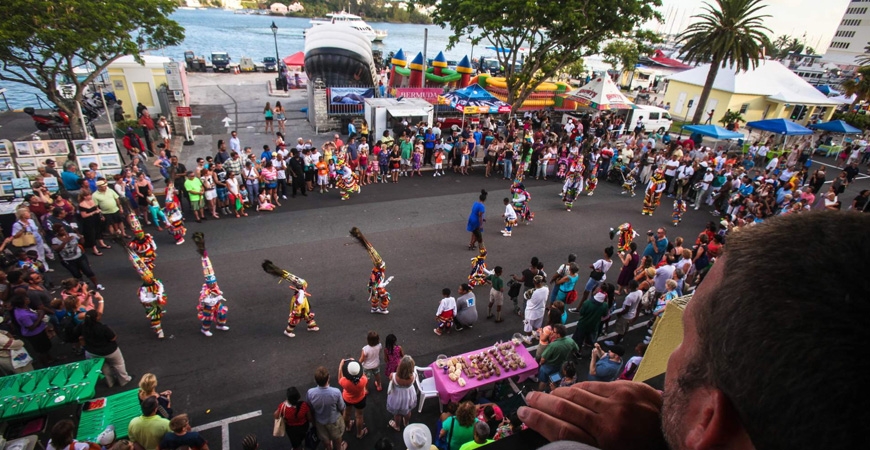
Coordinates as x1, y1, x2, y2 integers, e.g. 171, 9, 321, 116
606, 344, 625, 356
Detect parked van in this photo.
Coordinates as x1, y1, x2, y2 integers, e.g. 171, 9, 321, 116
626, 105, 673, 134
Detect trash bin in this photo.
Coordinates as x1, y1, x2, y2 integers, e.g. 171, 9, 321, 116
275, 77, 286, 91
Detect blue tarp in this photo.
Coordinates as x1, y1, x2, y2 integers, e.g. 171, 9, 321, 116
745, 118, 813, 135
809, 120, 862, 134
681, 124, 744, 140
815, 85, 840, 96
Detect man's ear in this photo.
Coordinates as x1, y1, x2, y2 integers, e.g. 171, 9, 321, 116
684, 389, 753, 450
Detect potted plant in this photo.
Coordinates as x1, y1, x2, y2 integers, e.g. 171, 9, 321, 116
719, 111, 745, 131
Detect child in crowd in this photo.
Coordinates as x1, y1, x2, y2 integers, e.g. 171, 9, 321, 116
549, 360, 577, 391
672, 198, 686, 227
359, 331, 383, 391
494, 412, 526, 440
358, 150, 369, 186
382, 333, 404, 379
327, 158, 337, 189
502, 198, 517, 237
485, 266, 505, 323
257, 192, 274, 211
433, 147, 445, 177
434, 287, 456, 336
239, 185, 251, 210
146, 195, 167, 231
366, 150, 378, 185
316, 156, 329, 193
411, 143, 423, 177
378, 146, 390, 183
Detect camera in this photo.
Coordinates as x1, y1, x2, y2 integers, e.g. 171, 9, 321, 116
647, 230, 654, 236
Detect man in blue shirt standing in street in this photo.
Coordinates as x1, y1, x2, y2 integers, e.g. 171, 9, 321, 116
642, 228, 668, 265
424, 128, 436, 166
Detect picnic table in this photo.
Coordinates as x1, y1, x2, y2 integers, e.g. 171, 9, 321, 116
0, 359, 104, 420
76, 388, 140, 443
430, 342, 538, 404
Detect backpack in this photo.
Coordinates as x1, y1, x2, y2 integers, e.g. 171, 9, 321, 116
59, 313, 79, 343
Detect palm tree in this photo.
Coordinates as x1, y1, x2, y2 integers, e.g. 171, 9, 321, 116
840, 66, 870, 110
856, 42, 870, 66
677, 0, 772, 124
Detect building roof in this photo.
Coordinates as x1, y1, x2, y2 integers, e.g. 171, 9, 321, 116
649, 50, 693, 69
111, 54, 172, 68
665, 59, 838, 105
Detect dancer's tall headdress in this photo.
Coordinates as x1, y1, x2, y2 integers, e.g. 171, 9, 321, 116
350, 227, 384, 269
194, 232, 217, 285
129, 213, 144, 238
262, 260, 307, 290
125, 245, 154, 284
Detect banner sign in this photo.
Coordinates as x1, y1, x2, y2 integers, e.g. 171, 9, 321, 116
328, 87, 375, 105
395, 88, 442, 104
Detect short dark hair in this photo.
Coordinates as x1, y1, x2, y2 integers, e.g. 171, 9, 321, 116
314, 366, 329, 386
50, 420, 76, 448
689, 212, 869, 450
140, 396, 159, 415
442, 288, 451, 296
367, 331, 380, 346
552, 323, 567, 338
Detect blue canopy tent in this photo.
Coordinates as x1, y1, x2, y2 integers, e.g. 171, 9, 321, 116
745, 118, 813, 135
746, 118, 813, 156
809, 119, 863, 153
681, 124, 744, 140
809, 120, 862, 134
815, 85, 841, 96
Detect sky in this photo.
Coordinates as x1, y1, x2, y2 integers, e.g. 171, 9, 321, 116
653, 0, 852, 53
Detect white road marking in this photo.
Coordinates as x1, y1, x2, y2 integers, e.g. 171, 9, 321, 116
192, 410, 262, 450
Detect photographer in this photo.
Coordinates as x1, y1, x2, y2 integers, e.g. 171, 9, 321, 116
641, 228, 668, 265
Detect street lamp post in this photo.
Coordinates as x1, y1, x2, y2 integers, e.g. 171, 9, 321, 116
270, 21, 280, 64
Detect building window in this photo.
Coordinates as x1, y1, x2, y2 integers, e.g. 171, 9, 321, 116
739, 103, 749, 114
835, 30, 857, 38
845, 7, 868, 14
830, 41, 851, 49
840, 19, 862, 26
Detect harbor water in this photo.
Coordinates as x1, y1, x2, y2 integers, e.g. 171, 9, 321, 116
0, 8, 478, 110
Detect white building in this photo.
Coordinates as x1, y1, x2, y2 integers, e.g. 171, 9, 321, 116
824, 1, 870, 67
270, 3, 288, 14
287, 2, 304, 12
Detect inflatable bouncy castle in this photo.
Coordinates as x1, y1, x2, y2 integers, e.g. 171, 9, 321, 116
478, 74, 569, 110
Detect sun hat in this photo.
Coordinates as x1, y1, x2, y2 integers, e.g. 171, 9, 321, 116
403, 423, 433, 450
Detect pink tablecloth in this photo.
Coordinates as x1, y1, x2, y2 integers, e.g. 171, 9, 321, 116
430, 344, 539, 404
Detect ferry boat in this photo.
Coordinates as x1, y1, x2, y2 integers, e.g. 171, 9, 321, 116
309, 12, 387, 42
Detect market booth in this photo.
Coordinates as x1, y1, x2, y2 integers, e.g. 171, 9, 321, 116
363, 98, 434, 142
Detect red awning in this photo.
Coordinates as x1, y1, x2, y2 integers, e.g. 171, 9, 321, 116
283, 51, 304, 66
650, 49, 693, 69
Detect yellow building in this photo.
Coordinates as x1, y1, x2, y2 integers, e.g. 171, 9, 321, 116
662, 60, 838, 126
107, 55, 171, 120
634, 295, 691, 384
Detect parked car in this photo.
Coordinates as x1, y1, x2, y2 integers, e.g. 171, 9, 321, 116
263, 57, 278, 72
210, 52, 231, 72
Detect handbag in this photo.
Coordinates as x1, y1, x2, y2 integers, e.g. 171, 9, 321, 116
10, 347, 33, 369
565, 289, 578, 304
12, 221, 37, 247
273, 403, 286, 437
304, 424, 320, 450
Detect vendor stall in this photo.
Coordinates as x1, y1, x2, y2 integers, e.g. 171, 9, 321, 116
0, 359, 104, 420
76, 388, 141, 443
430, 341, 537, 404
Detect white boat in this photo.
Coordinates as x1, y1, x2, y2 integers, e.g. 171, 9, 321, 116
309, 11, 387, 43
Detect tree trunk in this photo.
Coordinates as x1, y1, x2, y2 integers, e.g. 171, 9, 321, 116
692, 58, 721, 124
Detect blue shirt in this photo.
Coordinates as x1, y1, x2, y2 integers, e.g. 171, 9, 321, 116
588, 357, 622, 382
424, 132, 436, 149
306, 385, 345, 425
61, 171, 81, 190
467, 201, 485, 232
642, 237, 668, 265
348, 122, 356, 136
261, 150, 272, 162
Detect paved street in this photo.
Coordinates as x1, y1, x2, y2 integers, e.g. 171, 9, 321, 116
5, 72, 869, 449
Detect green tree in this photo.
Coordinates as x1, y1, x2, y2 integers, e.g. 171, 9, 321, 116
423, 0, 661, 111
562, 59, 587, 80
0, 0, 184, 134
840, 66, 870, 109
856, 42, 870, 66
677, 0, 771, 124
603, 40, 641, 73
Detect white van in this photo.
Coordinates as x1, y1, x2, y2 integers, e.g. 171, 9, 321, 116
626, 105, 673, 134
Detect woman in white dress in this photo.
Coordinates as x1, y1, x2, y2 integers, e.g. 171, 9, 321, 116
386, 355, 418, 432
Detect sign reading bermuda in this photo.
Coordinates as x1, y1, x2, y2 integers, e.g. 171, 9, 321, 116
395, 88, 442, 104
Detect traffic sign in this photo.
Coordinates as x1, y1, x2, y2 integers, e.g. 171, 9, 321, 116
176, 106, 192, 117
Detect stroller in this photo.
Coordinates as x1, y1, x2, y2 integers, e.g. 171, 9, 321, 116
606, 161, 629, 184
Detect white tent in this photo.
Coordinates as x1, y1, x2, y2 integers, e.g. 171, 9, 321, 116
563, 76, 635, 110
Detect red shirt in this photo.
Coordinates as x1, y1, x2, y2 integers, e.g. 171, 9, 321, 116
339, 375, 368, 404
279, 401, 310, 427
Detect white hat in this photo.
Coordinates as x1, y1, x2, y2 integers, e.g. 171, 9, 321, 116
403, 424, 433, 450
346, 361, 361, 376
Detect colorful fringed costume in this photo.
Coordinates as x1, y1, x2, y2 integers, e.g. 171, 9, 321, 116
562, 172, 583, 211
511, 181, 534, 224
585, 163, 600, 196
126, 246, 166, 338
351, 227, 392, 314
672, 199, 687, 227
642, 168, 667, 216
609, 223, 638, 253
336, 156, 360, 201
468, 245, 492, 287
622, 168, 637, 197
262, 260, 319, 337
195, 233, 228, 337
164, 188, 186, 245
128, 214, 157, 271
